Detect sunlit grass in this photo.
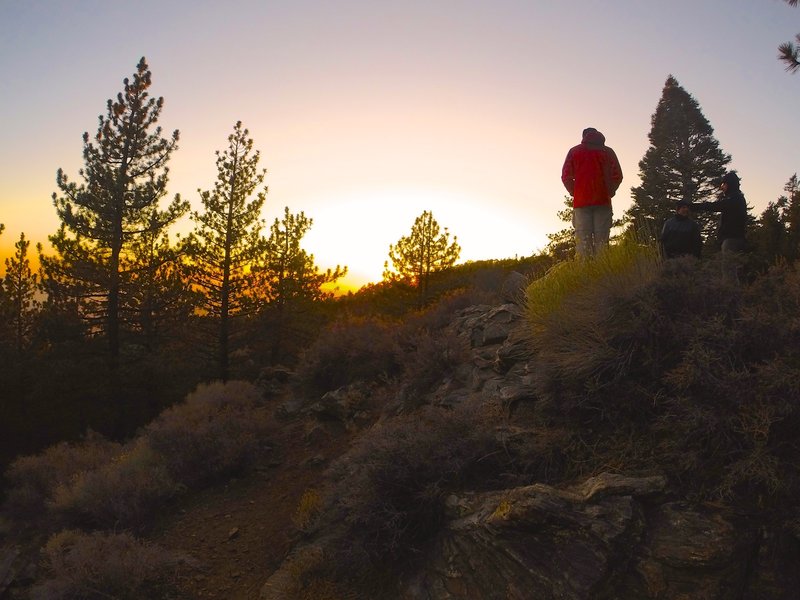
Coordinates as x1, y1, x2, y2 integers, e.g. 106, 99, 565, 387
526, 237, 661, 332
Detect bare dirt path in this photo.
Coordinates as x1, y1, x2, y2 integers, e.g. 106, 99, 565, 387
153, 415, 352, 599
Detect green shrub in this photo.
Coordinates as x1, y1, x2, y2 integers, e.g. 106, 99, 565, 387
30, 529, 181, 600
142, 380, 272, 488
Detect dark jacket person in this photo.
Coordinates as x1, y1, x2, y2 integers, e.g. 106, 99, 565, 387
661, 200, 702, 258
691, 171, 748, 253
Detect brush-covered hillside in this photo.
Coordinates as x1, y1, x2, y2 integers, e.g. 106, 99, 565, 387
2, 244, 800, 599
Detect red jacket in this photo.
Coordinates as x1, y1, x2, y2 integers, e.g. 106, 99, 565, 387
561, 129, 623, 208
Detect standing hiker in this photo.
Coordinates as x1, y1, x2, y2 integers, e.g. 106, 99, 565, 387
691, 170, 748, 254
561, 127, 623, 258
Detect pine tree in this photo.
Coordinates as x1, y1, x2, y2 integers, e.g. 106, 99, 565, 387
384, 210, 461, 305
626, 76, 731, 243
545, 196, 576, 261
188, 121, 267, 381
778, 1, 800, 73
752, 174, 800, 264
255, 206, 346, 363
43, 57, 186, 367
124, 208, 196, 351
3, 233, 41, 354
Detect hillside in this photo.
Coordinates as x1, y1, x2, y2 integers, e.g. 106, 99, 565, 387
2, 248, 800, 599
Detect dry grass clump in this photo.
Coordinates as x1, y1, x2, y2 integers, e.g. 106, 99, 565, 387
295, 316, 403, 396
3, 431, 122, 520
30, 529, 181, 600
142, 380, 272, 488
525, 239, 661, 401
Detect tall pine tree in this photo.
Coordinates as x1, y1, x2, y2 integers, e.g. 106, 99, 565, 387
3, 233, 40, 355
626, 76, 731, 244
188, 121, 267, 381
384, 210, 461, 306
43, 57, 186, 367
255, 206, 346, 363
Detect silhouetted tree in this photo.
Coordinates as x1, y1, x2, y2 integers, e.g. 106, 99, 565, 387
43, 57, 185, 368
751, 174, 800, 264
626, 76, 731, 244
188, 121, 267, 381
255, 206, 347, 363
3, 233, 41, 354
124, 208, 196, 351
384, 210, 461, 305
545, 196, 576, 261
779, 0, 800, 73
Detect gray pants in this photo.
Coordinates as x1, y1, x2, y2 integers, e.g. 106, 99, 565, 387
573, 204, 613, 258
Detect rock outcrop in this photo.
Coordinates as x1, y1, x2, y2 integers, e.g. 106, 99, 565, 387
262, 295, 800, 599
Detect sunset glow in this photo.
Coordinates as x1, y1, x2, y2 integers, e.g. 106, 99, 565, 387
1, 1, 798, 290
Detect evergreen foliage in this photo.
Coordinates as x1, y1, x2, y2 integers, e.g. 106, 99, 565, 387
187, 121, 267, 381
626, 76, 730, 244
42, 57, 186, 368
778, 0, 800, 73
383, 210, 461, 305
255, 206, 346, 363
750, 174, 800, 265
545, 196, 576, 261
3, 232, 41, 354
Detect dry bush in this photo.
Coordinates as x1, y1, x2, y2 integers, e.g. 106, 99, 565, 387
3, 431, 122, 520
142, 380, 272, 488
48, 439, 180, 531
295, 316, 402, 396
318, 399, 506, 579
524, 253, 800, 507
404, 286, 498, 332
30, 529, 181, 600
396, 328, 470, 402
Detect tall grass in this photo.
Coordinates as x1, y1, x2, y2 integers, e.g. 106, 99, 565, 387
526, 237, 661, 331
524, 237, 661, 389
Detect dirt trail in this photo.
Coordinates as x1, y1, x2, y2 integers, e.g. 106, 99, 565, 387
154, 416, 352, 599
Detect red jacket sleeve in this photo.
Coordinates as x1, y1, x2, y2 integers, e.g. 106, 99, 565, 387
561, 149, 576, 196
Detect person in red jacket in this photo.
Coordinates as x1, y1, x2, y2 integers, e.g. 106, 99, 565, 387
561, 127, 623, 258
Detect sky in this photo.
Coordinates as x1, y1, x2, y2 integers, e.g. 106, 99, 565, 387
0, 0, 798, 290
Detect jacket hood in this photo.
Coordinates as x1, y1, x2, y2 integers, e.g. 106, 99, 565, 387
581, 127, 606, 147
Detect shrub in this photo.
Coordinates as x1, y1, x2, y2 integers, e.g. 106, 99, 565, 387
524, 253, 800, 508
295, 316, 402, 396
3, 431, 122, 521
142, 380, 272, 488
318, 399, 506, 579
48, 440, 180, 531
30, 529, 181, 600
396, 328, 470, 402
